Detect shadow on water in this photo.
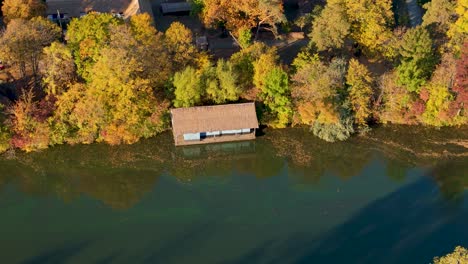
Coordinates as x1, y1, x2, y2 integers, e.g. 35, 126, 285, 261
21, 241, 90, 264
224, 179, 468, 264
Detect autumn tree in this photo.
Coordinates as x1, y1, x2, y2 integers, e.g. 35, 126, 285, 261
292, 58, 345, 125
51, 23, 169, 145
397, 26, 437, 93
230, 42, 276, 94
173, 66, 203, 107
310, 0, 350, 51
433, 246, 468, 264
378, 71, 418, 124
87, 25, 168, 144
450, 41, 468, 121
8, 89, 52, 151
129, 13, 158, 46
310, 0, 393, 54
113, 18, 171, 88
201, 0, 286, 42
66, 13, 122, 80
346, 59, 374, 127
447, 0, 468, 55
421, 58, 454, 126
50, 83, 105, 144
41, 42, 77, 96
422, 0, 456, 35
292, 57, 353, 141
165, 22, 198, 71
0, 17, 61, 80
0, 104, 11, 153
1, 0, 46, 23
345, 0, 394, 54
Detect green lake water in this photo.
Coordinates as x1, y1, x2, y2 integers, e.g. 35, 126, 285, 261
0, 126, 467, 264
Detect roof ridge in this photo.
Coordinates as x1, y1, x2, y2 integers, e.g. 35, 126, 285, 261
170, 102, 255, 112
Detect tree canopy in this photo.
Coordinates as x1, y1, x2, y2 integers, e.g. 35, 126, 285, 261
200, 0, 286, 41
1, 0, 45, 23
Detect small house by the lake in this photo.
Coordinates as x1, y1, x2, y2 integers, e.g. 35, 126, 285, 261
170, 103, 259, 146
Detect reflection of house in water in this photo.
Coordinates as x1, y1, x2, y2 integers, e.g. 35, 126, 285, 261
45, 0, 153, 21
170, 103, 259, 146
180, 140, 257, 158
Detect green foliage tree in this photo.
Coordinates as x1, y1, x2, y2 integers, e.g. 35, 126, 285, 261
253, 48, 279, 91
173, 66, 203, 107
261, 67, 292, 128
346, 59, 374, 127
66, 13, 122, 80
1, 0, 45, 23
41, 42, 76, 96
204, 60, 241, 104
238, 27, 252, 49
397, 26, 437, 93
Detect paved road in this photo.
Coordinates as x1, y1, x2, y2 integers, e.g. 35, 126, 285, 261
405, 0, 423, 27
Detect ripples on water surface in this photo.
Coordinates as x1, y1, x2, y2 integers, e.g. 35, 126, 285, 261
0, 126, 467, 264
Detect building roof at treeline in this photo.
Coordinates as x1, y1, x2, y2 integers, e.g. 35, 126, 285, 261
45, 0, 147, 18
171, 103, 259, 135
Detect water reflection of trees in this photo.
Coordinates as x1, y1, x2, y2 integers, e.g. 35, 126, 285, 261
430, 162, 468, 201
0, 126, 466, 209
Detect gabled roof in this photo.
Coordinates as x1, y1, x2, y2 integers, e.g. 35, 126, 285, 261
160, 2, 191, 14
171, 103, 259, 135
46, 0, 149, 18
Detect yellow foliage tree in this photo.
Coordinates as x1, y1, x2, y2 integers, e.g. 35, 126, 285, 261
345, 0, 394, 54
346, 59, 374, 126
165, 22, 198, 71
433, 246, 468, 264
447, 0, 468, 55
1, 0, 46, 23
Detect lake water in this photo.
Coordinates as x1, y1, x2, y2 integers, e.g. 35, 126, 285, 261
0, 126, 467, 264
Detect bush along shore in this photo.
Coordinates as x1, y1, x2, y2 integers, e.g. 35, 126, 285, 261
0, 0, 466, 153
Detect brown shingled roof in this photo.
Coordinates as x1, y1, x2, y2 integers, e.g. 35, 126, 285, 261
46, 0, 148, 18
171, 103, 259, 136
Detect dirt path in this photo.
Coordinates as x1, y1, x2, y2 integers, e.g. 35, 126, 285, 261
405, 0, 423, 27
